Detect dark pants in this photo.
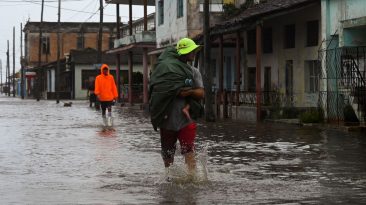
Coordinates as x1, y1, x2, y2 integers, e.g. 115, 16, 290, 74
89, 93, 96, 107
100, 101, 113, 116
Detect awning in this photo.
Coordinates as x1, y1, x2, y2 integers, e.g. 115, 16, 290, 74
106, 42, 156, 54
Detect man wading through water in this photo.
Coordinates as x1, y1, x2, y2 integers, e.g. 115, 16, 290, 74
149, 38, 204, 178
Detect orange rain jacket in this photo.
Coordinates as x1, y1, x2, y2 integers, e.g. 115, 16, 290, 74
94, 64, 118, 102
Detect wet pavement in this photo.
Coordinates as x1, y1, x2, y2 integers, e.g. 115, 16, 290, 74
0, 95, 365, 204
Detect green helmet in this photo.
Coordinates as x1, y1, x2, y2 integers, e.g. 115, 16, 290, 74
176, 38, 200, 55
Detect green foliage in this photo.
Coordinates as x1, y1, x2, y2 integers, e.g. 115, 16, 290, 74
240, 0, 254, 9
223, 3, 240, 18
299, 108, 324, 123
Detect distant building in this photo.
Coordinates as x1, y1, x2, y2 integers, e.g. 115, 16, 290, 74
23, 21, 117, 99
23, 21, 117, 67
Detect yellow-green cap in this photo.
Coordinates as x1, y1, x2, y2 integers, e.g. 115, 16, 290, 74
176, 38, 200, 55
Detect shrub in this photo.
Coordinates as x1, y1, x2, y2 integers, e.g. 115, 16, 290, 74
299, 108, 324, 123
282, 107, 300, 119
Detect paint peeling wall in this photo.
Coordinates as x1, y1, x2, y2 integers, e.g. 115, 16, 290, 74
322, 0, 366, 47
155, 0, 224, 48
155, 0, 188, 47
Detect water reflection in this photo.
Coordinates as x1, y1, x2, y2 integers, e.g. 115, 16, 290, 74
0, 96, 365, 204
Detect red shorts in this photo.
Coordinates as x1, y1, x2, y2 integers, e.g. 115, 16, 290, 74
160, 123, 197, 160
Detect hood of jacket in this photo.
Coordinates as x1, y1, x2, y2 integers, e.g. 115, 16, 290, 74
100, 64, 110, 76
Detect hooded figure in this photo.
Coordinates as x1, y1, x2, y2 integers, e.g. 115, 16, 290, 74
94, 64, 118, 102
149, 47, 203, 131
94, 64, 118, 118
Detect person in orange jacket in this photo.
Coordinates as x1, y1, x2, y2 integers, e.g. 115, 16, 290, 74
94, 64, 118, 118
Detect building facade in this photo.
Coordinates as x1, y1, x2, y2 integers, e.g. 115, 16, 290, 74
320, 0, 366, 123
23, 22, 117, 99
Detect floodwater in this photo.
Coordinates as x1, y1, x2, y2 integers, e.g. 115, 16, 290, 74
0, 95, 365, 204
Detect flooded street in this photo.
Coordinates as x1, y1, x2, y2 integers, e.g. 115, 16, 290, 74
0, 95, 365, 204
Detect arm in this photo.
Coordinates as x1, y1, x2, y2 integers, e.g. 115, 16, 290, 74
179, 87, 204, 100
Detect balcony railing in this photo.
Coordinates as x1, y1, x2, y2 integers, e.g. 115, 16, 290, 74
114, 31, 156, 48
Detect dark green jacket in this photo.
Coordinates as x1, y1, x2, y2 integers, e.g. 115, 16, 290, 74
149, 47, 202, 130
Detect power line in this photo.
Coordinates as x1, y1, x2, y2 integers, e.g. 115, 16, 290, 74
22, 0, 116, 16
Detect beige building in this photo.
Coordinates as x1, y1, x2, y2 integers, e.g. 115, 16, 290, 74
23, 22, 117, 99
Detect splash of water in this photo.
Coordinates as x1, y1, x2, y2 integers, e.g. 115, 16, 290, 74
157, 143, 210, 185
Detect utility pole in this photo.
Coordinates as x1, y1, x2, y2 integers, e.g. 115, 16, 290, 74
37, 0, 45, 101
203, 0, 215, 122
56, 0, 61, 103
20, 23, 24, 99
116, 3, 121, 102
7, 40, 10, 96
97, 0, 103, 63
13, 26, 16, 97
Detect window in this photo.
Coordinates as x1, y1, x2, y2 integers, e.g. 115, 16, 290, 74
263, 27, 272, 53
225, 56, 232, 90
109, 37, 115, 49
306, 20, 319, 47
77, 34, 84, 49
211, 59, 217, 78
284, 24, 295, 48
199, 0, 229, 12
305, 60, 320, 93
285, 60, 293, 96
247, 29, 256, 54
41, 36, 50, 54
177, 0, 183, 18
248, 67, 256, 92
158, 0, 164, 25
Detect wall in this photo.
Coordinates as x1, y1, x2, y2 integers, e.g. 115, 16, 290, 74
211, 3, 321, 108
260, 4, 320, 107
321, 0, 366, 46
26, 31, 113, 66
156, 0, 224, 48
155, 0, 188, 47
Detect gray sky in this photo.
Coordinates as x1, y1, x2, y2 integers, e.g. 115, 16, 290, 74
0, 0, 155, 84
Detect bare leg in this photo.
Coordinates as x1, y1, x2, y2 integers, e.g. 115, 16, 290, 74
184, 151, 196, 175
182, 104, 191, 120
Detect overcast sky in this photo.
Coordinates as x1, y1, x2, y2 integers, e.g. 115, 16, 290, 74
0, 0, 155, 83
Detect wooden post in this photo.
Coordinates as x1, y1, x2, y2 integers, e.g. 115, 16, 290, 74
20, 23, 24, 99
235, 31, 241, 105
37, 0, 44, 101
218, 35, 224, 118
128, 0, 133, 105
12, 26, 15, 97
128, 51, 133, 105
56, 0, 61, 103
7, 40, 10, 96
256, 24, 262, 122
97, 0, 104, 63
142, 0, 148, 107
203, 0, 215, 122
